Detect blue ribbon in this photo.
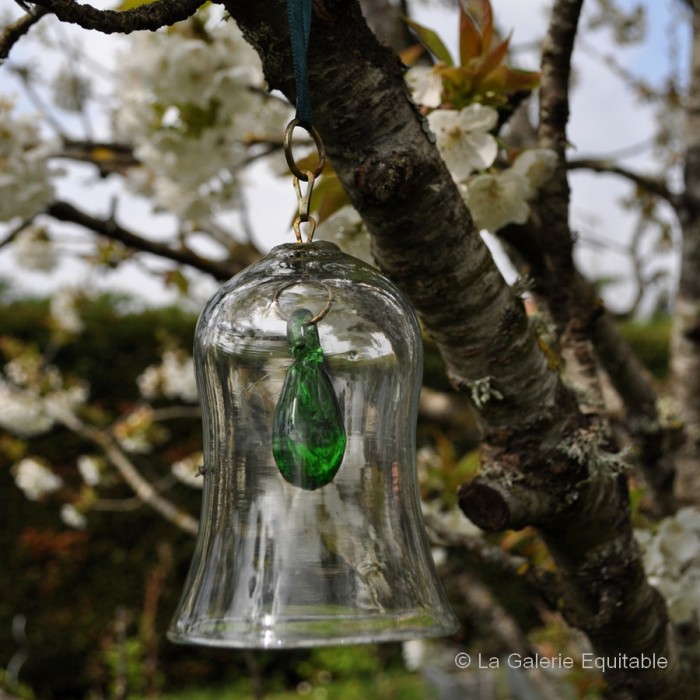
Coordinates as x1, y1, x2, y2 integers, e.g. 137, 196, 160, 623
288, 0, 313, 129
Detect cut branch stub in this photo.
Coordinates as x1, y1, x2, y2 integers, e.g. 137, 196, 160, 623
458, 477, 558, 531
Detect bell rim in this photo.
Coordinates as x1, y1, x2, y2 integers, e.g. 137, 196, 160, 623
166, 614, 459, 649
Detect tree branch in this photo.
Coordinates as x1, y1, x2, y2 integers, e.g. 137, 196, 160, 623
36, 397, 200, 536
592, 313, 678, 515
0, 7, 48, 61
533, 0, 583, 325
424, 511, 561, 610
669, 4, 700, 505
568, 158, 679, 207
25, 0, 204, 34
46, 200, 256, 280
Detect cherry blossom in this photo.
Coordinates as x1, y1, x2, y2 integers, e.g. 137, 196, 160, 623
77, 455, 102, 487
171, 452, 204, 490
50, 288, 85, 335
13, 226, 59, 272
427, 104, 499, 181
636, 507, 700, 623
13, 457, 63, 500
60, 504, 88, 530
464, 170, 531, 232
512, 148, 559, 199
0, 101, 59, 222
405, 66, 443, 108
113, 12, 289, 221
137, 350, 198, 403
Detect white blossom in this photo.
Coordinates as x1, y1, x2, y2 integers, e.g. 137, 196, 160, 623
402, 640, 426, 671
136, 365, 161, 401
113, 14, 289, 220
50, 287, 85, 334
113, 405, 160, 454
511, 148, 558, 199
13, 226, 59, 272
405, 66, 442, 108
13, 458, 63, 500
161, 351, 198, 402
77, 455, 102, 486
636, 507, 700, 623
171, 452, 204, 489
0, 100, 59, 222
431, 547, 448, 567
0, 355, 87, 436
43, 384, 89, 423
0, 380, 54, 436
137, 350, 198, 403
427, 105, 499, 180
60, 504, 87, 530
464, 170, 531, 232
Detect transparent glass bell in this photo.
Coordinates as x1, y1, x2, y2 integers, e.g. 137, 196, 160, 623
168, 241, 458, 648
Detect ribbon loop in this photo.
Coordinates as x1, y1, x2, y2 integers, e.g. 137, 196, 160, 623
288, 0, 313, 129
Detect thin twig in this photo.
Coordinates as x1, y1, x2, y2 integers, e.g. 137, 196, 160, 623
49, 404, 199, 536
26, 0, 204, 34
423, 512, 561, 609
0, 215, 37, 248
0, 7, 48, 62
568, 158, 679, 207
46, 200, 247, 280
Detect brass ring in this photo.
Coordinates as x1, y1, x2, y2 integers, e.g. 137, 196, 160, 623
284, 118, 326, 181
273, 279, 332, 324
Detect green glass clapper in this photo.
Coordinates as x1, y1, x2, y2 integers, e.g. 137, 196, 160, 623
272, 308, 346, 490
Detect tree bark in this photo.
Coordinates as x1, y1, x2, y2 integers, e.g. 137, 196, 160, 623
671, 4, 700, 505
224, 0, 693, 695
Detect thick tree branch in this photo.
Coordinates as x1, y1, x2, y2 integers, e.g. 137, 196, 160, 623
592, 314, 678, 515
498, 3, 680, 515
670, 3, 700, 505
533, 0, 583, 325
568, 158, 679, 207
24, 0, 204, 34
0, 7, 48, 61
46, 200, 256, 280
501, 218, 678, 514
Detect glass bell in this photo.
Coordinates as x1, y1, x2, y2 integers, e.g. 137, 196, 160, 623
168, 241, 458, 648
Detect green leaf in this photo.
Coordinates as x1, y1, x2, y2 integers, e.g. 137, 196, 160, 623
164, 269, 190, 295
404, 18, 454, 66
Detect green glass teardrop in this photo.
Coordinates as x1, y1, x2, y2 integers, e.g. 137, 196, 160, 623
272, 308, 346, 490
